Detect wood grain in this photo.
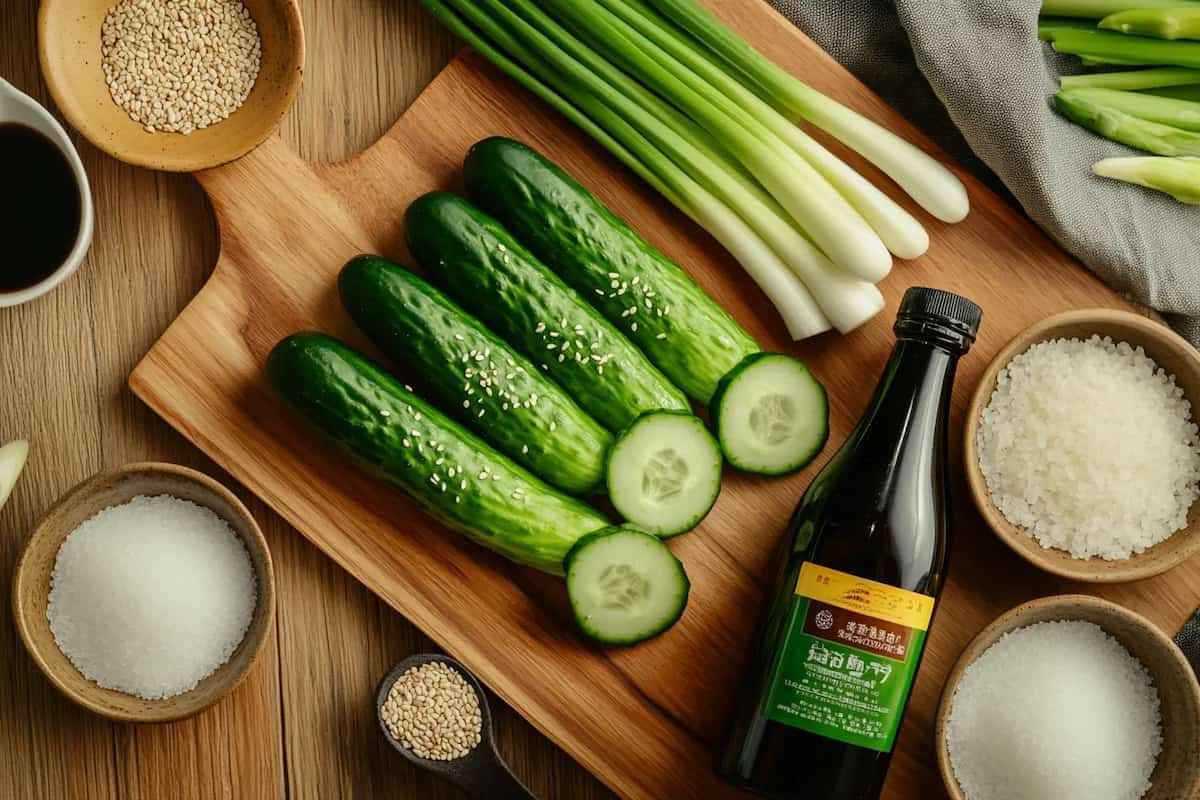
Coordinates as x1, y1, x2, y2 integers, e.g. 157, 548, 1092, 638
4, 0, 610, 798
125, 2, 1200, 799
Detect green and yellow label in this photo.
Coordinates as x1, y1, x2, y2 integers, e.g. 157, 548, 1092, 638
762, 563, 933, 753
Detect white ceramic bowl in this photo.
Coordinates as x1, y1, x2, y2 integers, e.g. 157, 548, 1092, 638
0, 78, 94, 307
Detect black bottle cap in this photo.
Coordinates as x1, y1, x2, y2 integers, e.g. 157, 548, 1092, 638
897, 287, 982, 342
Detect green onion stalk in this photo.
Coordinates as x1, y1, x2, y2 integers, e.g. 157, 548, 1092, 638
640, 0, 970, 224
1041, 0, 1200, 19
1059, 87, 1200, 130
1055, 91, 1200, 154
1060, 66, 1200, 90
1093, 156, 1200, 202
1041, 25, 1200, 68
1099, 7, 1200, 40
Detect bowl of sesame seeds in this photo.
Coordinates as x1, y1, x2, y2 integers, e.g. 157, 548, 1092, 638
37, 0, 304, 172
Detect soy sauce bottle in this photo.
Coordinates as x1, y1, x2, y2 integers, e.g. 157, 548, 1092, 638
717, 287, 981, 800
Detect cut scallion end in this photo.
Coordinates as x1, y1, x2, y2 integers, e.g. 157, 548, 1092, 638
0, 439, 29, 510
1098, 7, 1200, 40
1092, 155, 1200, 202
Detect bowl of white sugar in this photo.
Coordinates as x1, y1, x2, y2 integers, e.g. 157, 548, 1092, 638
12, 462, 275, 723
936, 595, 1200, 800
965, 309, 1200, 582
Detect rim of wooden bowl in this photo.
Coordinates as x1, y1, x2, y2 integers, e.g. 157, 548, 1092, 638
37, 0, 304, 172
11, 462, 276, 723
935, 594, 1200, 800
963, 308, 1200, 583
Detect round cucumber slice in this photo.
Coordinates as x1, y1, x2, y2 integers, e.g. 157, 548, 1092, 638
564, 526, 690, 646
606, 411, 722, 537
713, 353, 828, 476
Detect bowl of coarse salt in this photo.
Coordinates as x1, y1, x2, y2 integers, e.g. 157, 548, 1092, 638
935, 595, 1200, 800
12, 462, 275, 723
37, 0, 304, 172
964, 308, 1200, 583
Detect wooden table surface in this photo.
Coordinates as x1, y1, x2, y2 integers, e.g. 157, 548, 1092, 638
0, 2, 612, 797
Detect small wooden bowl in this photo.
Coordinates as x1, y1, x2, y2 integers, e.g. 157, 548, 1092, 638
936, 595, 1200, 800
11, 463, 275, 723
964, 309, 1200, 582
37, 0, 304, 172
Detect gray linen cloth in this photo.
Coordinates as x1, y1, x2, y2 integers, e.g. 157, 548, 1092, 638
769, 0, 1200, 666
771, 0, 1200, 342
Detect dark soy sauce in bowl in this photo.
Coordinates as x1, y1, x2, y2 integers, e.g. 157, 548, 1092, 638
0, 123, 82, 293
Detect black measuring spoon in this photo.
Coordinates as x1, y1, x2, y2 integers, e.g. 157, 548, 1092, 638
375, 653, 537, 800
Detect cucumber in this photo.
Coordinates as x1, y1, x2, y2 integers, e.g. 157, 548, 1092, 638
339, 255, 612, 495
405, 192, 689, 433
464, 137, 759, 404
712, 353, 829, 476
267, 333, 611, 575
564, 526, 690, 645
607, 411, 722, 537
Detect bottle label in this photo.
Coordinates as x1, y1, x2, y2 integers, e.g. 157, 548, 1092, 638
761, 562, 935, 753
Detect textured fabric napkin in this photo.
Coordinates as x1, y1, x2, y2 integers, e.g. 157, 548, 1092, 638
771, 0, 1200, 343
768, 0, 1200, 668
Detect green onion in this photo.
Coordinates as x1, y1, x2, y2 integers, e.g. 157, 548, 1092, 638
639, 0, 969, 223
1041, 0, 1200, 19
589, 0, 928, 260
1045, 27, 1200, 68
1146, 83, 1200, 99
1100, 8, 1200, 40
1060, 66, 1200, 89
1039, 18, 1105, 39
1055, 90, 1200, 154
423, 0, 833, 338
1061, 87, 1200, 129
1092, 156, 1200, 202
529, 0, 892, 282
487, 0, 883, 332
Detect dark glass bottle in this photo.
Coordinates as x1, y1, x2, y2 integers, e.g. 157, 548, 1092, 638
716, 287, 981, 800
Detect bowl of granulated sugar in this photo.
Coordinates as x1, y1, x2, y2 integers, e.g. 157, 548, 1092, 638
935, 595, 1200, 800
12, 462, 275, 723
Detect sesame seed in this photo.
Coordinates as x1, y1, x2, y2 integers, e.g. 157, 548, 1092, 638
607, 272, 619, 278
455, 496, 462, 504
632, 276, 640, 285
478, 409, 486, 418
454, 334, 465, 341
631, 323, 638, 332
101, 0, 263, 135
402, 438, 412, 447
656, 332, 668, 339
522, 445, 529, 454
595, 288, 605, 296
549, 421, 557, 431
460, 480, 468, 490
535, 323, 546, 333
404, 384, 413, 391
380, 409, 390, 417
549, 331, 560, 338
435, 457, 445, 466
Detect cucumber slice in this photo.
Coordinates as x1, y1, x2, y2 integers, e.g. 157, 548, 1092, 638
565, 526, 690, 645
0, 439, 29, 510
607, 411, 721, 537
712, 353, 828, 476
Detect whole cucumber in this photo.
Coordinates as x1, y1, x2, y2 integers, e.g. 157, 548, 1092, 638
464, 137, 759, 404
267, 333, 611, 574
339, 255, 612, 495
405, 192, 689, 432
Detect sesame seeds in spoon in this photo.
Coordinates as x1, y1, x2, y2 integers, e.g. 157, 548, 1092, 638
375, 654, 537, 800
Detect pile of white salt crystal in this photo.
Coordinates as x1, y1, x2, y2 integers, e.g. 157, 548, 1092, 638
47, 494, 257, 700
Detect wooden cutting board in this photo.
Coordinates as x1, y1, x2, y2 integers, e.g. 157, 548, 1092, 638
129, 2, 1200, 797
